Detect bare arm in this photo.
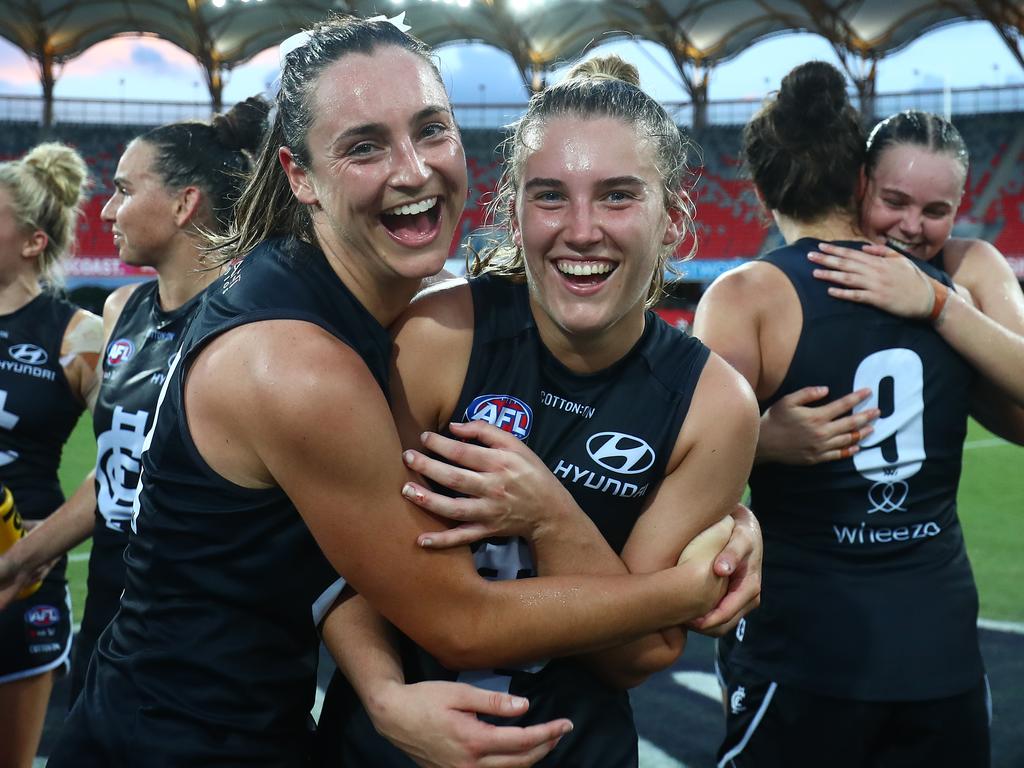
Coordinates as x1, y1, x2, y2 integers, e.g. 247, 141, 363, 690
186, 319, 728, 671
809, 240, 1024, 441
574, 355, 759, 686
323, 594, 571, 768
61, 308, 103, 410
390, 289, 757, 685
0, 471, 96, 608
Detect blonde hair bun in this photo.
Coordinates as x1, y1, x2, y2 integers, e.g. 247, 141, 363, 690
566, 54, 641, 88
22, 142, 89, 209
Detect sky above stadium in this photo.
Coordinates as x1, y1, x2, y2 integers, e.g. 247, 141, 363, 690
0, 19, 1019, 107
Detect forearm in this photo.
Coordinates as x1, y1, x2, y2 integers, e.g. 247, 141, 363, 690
578, 627, 686, 689
531, 502, 692, 687
322, 593, 407, 726
937, 293, 1024, 406
12, 470, 96, 572
380, 564, 711, 673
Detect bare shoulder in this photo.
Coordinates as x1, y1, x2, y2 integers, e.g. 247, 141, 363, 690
101, 282, 145, 342
942, 238, 1015, 286
60, 307, 103, 407
702, 261, 786, 310
102, 283, 143, 326
677, 352, 759, 456
185, 319, 392, 487
62, 307, 103, 354
396, 277, 474, 341
191, 319, 381, 421
392, 278, 475, 429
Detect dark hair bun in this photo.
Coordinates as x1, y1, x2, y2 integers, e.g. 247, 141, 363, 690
213, 96, 271, 154
774, 61, 850, 144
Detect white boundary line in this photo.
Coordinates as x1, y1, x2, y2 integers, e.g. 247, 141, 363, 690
978, 617, 1024, 634
963, 437, 1012, 450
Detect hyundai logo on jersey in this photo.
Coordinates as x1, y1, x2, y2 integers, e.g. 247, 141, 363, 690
465, 394, 533, 440
106, 338, 136, 366
24, 605, 60, 627
586, 432, 656, 475
8, 343, 47, 365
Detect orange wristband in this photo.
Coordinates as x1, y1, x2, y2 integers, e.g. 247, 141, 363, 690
928, 279, 949, 324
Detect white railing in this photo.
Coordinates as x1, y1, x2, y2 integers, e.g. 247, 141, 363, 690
2, 84, 1023, 128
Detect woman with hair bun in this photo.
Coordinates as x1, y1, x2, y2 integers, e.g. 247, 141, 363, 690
757, 109, 1024, 464
696, 62, 990, 767
317, 53, 761, 768
0, 96, 270, 724
0, 142, 102, 768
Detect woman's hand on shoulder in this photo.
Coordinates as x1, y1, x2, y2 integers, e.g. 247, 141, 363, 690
808, 242, 936, 318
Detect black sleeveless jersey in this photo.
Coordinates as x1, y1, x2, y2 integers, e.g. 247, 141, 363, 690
320, 273, 710, 767
78, 237, 390, 765
722, 238, 981, 701
89, 281, 204, 586
0, 293, 82, 520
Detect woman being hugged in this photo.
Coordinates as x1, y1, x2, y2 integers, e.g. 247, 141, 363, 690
0, 142, 101, 768
758, 110, 1024, 464
317, 54, 760, 768
49, 17, 749, 768
696, 63, 990, 767
0, 97, 270, 712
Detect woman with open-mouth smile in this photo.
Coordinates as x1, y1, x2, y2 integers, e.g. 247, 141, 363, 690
317, 53, 761, 768
49, 17, 759, 768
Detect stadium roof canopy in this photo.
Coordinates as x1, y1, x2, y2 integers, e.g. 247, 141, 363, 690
3, 0, 1022, 125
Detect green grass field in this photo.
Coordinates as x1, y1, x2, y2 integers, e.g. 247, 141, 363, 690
56, 414, 1024, 624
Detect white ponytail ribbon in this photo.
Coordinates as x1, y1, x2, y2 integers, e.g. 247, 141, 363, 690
367, 11, 412, 32
278, 30, 312, 68
277, 12, 411, 69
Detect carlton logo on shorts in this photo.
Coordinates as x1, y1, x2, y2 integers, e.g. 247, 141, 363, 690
465, 394, 533, 440
8, 343, 47, 366
586, 432, 656, 475
106, 338, 136, 366
24, 605, 60, 627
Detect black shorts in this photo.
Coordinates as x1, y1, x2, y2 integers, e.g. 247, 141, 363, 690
716, 646, 991, 768
0, 575, 72, 683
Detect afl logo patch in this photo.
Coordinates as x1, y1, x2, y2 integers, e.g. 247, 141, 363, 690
465, 394, 533, 440
8, 343, 47, 365
586, 432, 656, 475
25, 605, 60, 627
106, 338, 135, 366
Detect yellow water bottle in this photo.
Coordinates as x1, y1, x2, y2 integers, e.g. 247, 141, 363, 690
0, 484, 42, 599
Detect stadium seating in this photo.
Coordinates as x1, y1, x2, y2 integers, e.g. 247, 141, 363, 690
1, 114, 1021, 285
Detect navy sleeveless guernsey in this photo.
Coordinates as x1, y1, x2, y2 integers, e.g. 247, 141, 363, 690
55, 237, 390, 767
721, 238, 981, 701
70, 280, 205, 703
318, 272, 711, 767
0, 293, 82, 683
0, 293, 82, 522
